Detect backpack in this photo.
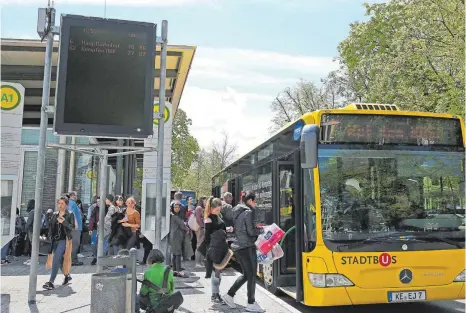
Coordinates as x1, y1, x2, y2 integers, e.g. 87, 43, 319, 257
138, 266, 184, 313
187, 212, 200, 232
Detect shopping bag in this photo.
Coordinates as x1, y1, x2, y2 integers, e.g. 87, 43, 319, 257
256, 243, 284, 264
255, 223, 285, 255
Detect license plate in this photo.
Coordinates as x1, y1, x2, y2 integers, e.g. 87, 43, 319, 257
388, 291, 426, 303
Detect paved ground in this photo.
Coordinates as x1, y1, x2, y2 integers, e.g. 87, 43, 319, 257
1, 254, 465, 313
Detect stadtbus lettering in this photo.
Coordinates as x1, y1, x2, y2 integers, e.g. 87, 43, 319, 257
341, 255, 397, 265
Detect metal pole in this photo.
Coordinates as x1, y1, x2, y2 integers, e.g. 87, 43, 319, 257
115, 139, 123, 195
154, 20, 168, 251
28, 6, 55, 303
68, 136, 76, 192
123, 140, 130, 196
55, 136, 67, 201
130, 248, 137, 313
97, 151, 108, 273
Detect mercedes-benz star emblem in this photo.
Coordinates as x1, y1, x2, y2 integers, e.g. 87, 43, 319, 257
399, 269, 413, 284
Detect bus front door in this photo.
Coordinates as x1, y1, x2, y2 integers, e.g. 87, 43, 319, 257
271, 161, 297, 290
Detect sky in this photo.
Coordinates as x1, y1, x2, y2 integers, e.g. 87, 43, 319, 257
0, 0, 378, 157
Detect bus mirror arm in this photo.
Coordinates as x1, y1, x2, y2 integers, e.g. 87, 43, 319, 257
300, 124, 319, 169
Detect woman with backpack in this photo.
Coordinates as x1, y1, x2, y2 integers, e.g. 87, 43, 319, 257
204, 197, 234, 304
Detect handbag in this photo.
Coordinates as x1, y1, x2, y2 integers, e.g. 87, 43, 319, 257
137, 266, 184, 313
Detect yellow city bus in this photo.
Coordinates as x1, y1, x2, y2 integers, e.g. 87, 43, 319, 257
212, 104, 465, 306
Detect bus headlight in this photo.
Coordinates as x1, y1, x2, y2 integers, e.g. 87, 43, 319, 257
454, 270, 465, 282
308, 273, 354, 288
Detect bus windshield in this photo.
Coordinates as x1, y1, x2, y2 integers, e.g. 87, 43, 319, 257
318, 148, 465, 251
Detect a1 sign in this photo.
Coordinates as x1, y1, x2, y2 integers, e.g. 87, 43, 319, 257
1, 84, 22, 111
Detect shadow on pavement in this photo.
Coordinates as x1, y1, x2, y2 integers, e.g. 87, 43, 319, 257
286, 300, 465, 313
1, 294, 10, 313
37, 286, 77, 298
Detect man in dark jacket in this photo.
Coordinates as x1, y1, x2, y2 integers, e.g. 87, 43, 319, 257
222, 191, 265, 313
221, 192, 234, 228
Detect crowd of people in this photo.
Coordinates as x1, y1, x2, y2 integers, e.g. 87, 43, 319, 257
170, 190, 265, 313
1, 189, 266, 312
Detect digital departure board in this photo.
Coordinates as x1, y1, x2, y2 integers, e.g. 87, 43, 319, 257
54, 15, 156, 138
320, 114, 463, 147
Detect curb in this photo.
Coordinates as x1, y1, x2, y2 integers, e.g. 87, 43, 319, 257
256, 285, 302, 313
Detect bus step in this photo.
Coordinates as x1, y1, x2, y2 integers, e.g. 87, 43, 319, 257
278, 286, 297, 299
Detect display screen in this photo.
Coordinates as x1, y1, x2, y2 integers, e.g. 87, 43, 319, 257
63, 25, 151, 127
320, 114, 463, 147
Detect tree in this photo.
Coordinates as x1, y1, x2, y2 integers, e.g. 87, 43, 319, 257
337, 0, 465, 115
211, 131, 238, 173
171, 109, 200, 189
270, 78, 345, 131
181, 131, 238, 197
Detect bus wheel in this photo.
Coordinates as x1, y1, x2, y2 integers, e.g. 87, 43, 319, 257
262, 263, 280, 295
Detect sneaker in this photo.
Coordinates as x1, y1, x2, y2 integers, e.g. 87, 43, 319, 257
245, 302, 265, 312
43, 282, 54, 290
221, 294, 236, 309
72, 261, 84, 266
90, 258, 97, 266
63, 275, 71, 285
211, 294, 224, 304
77, 253, 85, 258
195, 263, 204, 268
0, 260, 9, 265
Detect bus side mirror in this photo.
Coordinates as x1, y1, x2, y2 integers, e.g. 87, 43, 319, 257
300, 124, 319, 169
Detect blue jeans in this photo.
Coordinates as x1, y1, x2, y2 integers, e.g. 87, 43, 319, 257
91, 231, 109, 256
1, 241, 11, 260
50, 240, 67, 283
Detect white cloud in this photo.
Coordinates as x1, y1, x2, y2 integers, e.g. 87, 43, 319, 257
180, 86, 274, 157
0, 0, 216, 5
180, 46, 338, 157
191, 47, 337, 85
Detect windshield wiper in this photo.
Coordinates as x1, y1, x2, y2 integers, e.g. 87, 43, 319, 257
336, 239, 393, 251
415, 235, 463, 248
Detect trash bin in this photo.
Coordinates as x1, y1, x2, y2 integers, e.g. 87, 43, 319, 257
91, 272, 126, 313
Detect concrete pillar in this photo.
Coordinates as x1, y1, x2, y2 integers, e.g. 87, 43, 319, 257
67, 136, 76, 192
55, 136, 67, 201
123, 140, 130, 196
115, 139, 123, 195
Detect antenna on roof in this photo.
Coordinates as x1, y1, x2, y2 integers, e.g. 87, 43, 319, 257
104, 0, 107, 18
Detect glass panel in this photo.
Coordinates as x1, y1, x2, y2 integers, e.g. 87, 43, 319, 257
1, 180, 14, 236
319, 148, 465, 251
303, 169, 316, 252
144, 182, 167, 232
20, 150, 58, 216
278, 164, 296, 273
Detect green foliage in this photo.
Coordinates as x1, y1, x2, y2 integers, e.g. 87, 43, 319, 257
271, 0, 464, 131
338, 0, 465, 114
171, 109, 200, 189
180, 132, 237, 197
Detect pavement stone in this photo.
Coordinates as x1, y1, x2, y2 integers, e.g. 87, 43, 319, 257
1, 255, 299, 313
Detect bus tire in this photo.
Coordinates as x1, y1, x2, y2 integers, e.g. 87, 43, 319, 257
262, 263, 280, 295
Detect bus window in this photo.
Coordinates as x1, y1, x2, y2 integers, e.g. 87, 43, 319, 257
303, 168, 316, 251
278, 163, 296, 273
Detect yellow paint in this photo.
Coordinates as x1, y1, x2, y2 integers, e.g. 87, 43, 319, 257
153, 103, 170, 125
1, 84, 21, 111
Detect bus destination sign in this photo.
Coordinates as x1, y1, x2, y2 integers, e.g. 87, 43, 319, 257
320, 114, 462, 146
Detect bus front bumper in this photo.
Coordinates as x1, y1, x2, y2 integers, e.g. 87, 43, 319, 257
345, 282, 465, 305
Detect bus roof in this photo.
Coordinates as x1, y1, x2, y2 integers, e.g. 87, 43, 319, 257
213, 104, 464, 178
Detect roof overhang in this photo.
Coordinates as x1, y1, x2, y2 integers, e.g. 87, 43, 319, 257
1, 38, 196, 166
